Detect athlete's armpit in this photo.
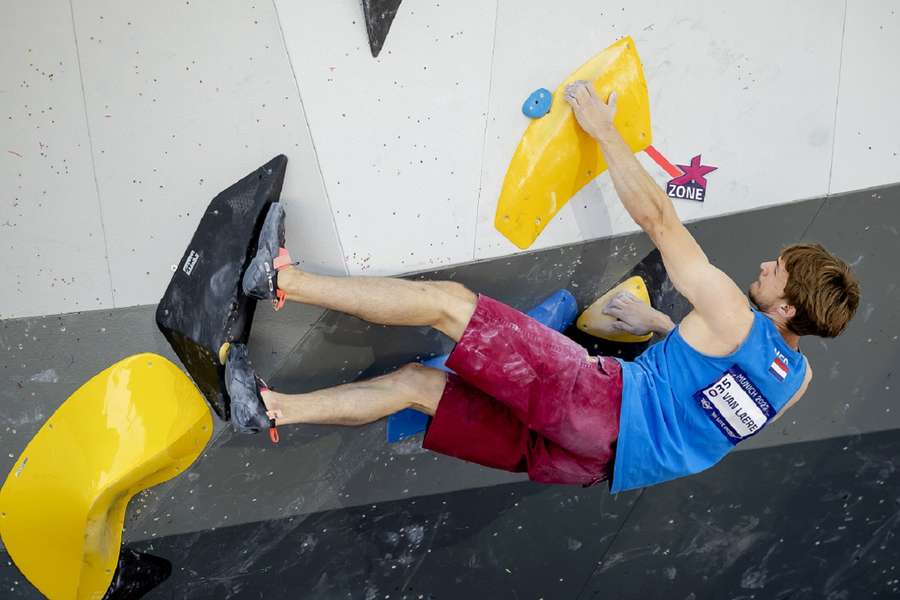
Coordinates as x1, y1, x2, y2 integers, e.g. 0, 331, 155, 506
770, 358, 813, 424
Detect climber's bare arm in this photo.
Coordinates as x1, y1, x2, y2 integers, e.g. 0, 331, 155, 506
565, 81, 752, 345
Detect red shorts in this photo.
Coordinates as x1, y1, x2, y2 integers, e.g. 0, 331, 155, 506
422, 295, 622, 486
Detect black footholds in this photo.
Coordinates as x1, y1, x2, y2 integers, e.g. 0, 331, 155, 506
361, 0, 404, 58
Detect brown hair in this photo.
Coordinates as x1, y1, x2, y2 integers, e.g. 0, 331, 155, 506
781, 243, 860, 338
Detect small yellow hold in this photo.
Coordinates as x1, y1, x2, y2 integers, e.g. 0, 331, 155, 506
577, 276, 653, 342
218, 341, 231, 365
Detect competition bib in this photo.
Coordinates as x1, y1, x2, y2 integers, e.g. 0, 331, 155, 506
693, 365, 776, 445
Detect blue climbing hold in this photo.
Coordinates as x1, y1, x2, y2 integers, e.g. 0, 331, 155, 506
522, 88, 552, 119
386, 289, 578, 443
526, 288, 579, 332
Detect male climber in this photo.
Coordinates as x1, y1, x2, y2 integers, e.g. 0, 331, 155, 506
225, 80, 859, 492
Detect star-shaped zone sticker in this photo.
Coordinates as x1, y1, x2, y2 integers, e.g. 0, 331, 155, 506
670, 155, 717, 188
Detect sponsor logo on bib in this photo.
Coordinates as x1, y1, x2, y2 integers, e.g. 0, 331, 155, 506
694, 365, 775, 444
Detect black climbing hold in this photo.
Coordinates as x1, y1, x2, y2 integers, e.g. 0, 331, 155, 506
362, 0, 403, 58
101, 548, 172, 600
156, 155, 288, 421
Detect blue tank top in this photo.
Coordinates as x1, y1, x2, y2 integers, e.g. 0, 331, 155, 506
610, 309, 806, 493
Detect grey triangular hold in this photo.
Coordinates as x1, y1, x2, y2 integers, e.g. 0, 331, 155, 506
362, 0, 403, 57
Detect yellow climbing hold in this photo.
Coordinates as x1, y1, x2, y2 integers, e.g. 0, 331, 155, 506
0, 353, 212, 600
578, 276, 654, 343
218, 341, 231, 366
495, 36, 652, 249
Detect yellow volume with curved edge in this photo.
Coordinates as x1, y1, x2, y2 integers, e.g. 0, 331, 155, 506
495, 37, 652, 249
0, 353, 212, 600
578, 276, 654, 343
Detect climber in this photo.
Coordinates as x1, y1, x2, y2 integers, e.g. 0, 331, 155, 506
225, 80, 859, 493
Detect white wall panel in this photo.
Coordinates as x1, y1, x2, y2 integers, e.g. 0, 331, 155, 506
830, 0, 900, 193
1, 0, 112, 319
71, 0, 346, 308
475, 0, 845, 260
6, 0, 896, 320
274, 0, 497, 274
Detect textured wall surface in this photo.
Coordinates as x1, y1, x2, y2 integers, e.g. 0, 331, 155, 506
830, 0, 900, 193
3, 1, 899, 318
2, 0, 113, 317
2, 2, 900, 598
1, 183, 897, 599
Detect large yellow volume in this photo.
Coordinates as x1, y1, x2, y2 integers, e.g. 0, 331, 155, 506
495, 37, 652, 249
0, 353, 212, 600
577, 276, 654, 343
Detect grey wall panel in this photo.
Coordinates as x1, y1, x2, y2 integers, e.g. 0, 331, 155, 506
0, 299, 322, 541
0, 185, 895, 586
783, 188, 900, 442
3, 429, 895, 599
581, 428, 900, 600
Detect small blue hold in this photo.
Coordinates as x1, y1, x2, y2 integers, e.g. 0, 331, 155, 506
522, 88, 552, 119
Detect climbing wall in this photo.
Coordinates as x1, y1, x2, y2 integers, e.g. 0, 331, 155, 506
2, 2, 900, 598
3, 0, 899, 319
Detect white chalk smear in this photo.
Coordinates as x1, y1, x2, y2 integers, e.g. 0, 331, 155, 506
29, 369, 59, 383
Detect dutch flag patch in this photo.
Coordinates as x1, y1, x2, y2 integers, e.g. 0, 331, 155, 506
769, 351, 789, 382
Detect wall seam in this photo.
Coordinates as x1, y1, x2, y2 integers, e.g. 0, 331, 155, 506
270, 0, 350, 276
575, 488, 646, 599
67, 0, 117, 306
799, 199, 827, 240
267, 309, 328, 386
470, 0, 501, 261
826, 0, 849, 196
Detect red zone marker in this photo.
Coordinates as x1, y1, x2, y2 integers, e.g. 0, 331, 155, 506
643, 145, 682, 178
